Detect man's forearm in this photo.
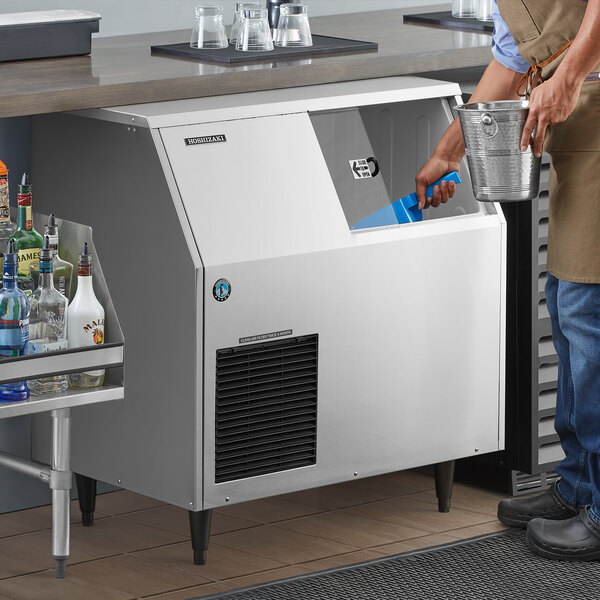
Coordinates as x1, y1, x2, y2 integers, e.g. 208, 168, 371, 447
556, 0, 600, 86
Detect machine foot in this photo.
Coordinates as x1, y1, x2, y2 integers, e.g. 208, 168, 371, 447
434, 460, 456, 513
54, 557, 67, 579
75, 473, 97, 527
189, 509, 212, 565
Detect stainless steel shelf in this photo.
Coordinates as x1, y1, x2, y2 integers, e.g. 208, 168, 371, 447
0, 384, 124, 419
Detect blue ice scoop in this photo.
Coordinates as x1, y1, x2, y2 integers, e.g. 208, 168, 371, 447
351, 171, 462, 231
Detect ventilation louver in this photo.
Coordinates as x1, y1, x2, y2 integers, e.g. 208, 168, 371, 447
215, 334, 318, 483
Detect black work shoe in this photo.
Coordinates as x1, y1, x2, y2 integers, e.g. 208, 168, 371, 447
497, 481, 578, 528
527, 507, 600, 561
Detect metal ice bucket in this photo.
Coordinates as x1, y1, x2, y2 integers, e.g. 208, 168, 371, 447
454, 100, 541, 202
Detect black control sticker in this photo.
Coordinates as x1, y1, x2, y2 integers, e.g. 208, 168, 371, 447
185, 134, 227, 146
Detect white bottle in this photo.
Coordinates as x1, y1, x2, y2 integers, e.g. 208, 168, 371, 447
67, 242, 105, 388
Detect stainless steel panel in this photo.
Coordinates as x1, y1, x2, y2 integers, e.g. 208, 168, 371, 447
31, 114, 199, 509
203, 218, 504, 507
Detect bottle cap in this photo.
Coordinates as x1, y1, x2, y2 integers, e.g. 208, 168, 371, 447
45, 213, 58, 236
0, 160, 8, 176
39, 235, 52, 263
78, 241, 93, 275
4, 239, 17, 270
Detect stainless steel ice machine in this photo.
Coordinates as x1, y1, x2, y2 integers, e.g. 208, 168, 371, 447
31, 75, 506, 556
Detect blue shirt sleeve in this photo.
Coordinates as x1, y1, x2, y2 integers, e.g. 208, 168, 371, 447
491, 0, 531, 73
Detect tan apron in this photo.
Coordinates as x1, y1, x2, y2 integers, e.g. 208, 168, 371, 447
497, 0, 600, 283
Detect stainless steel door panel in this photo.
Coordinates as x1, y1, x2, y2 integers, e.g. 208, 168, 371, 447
202, 218, 504, 508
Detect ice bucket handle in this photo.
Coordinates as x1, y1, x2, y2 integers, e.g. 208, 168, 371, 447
480, 113, 498, 138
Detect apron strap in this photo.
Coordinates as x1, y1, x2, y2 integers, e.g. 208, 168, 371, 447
516, 40, 573, 98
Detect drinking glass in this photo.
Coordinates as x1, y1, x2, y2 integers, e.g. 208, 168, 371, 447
452, 0, 476, 18
190, 5, 228, 49
235, 8, 274, 51
476, 0, 494, 21
230, 2, 261, 44
274, 4, 312, 47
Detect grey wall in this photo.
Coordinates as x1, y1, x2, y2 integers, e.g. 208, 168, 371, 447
0, 1, 437, 37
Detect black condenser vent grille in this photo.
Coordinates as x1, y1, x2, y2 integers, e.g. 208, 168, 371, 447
215, 334, 318, 484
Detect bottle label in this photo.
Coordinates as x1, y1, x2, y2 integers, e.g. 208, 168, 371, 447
48, 234, 59, 255
24, 206, 32, 231
39, 260, 52, 274
70, 316, 105, 348
78, 264, 92, 277
82, 318, 105, 345
3, 266, 15, 281
0, 176, 9, 223
17, 191, 31, 207
17, 248, 40, 277
0, 318, 29, 351
29, 339, 68, 354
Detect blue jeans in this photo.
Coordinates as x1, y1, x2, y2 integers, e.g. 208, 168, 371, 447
546, 274, 600, 522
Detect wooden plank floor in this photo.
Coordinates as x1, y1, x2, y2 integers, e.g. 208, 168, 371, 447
0, 469, 508, 600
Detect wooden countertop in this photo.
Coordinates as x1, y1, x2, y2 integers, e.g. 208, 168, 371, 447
0, 5, 492, 119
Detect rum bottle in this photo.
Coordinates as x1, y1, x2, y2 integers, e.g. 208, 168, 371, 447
28, 235, 69, 395
0, 240, 29, 401
9, 173, 43, 295
67, 242, 105, 388
30, 214, 74, 299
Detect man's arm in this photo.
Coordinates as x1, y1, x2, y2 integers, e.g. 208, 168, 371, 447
416, 59, 521, 209
523, 0, 600, 156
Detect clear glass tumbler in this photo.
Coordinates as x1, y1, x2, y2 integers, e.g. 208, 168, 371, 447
452, 0, 476, 18
235, 8, 274, 51
190, 5, 228, 49
274, 3, 312, 47
230, 2, 261, 44
476, 0, 494, 21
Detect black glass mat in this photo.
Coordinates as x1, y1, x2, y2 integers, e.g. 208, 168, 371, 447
151, 34, 378, 65
194, 530, 600, 599
404, 11, 494, 33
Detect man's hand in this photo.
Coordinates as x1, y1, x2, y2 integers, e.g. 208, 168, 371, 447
416, 153, 460, 210
521, 0, 600, 156
521, 74, 582, 156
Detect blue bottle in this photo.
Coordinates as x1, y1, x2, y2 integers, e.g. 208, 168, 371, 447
0, 239, 30, 401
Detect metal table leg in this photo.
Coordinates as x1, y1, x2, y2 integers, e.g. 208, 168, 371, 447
51, 408, 72, 578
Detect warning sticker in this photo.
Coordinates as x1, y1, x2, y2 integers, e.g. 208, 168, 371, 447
349, 159, 372, 180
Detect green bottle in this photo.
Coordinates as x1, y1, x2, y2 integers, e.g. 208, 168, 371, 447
9, 172, 43, 295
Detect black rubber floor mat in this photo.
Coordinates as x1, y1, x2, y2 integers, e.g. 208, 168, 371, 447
195, 529, 600, 599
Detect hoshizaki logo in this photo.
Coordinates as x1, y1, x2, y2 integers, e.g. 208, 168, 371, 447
185, 135, 227, 146
213, 279, 231, 302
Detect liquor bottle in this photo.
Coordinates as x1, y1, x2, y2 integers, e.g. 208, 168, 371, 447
67, 243, 105, 388
0, 240, 29, 401
30, 214, 74, 299
0, 161, 16, 256
9, 173, 43, 296
28, 235, 68, 395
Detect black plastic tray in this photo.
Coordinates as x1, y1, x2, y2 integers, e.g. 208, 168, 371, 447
0, 11, 100, 62
151, 34, 378, 65
404, 11, 493, 33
